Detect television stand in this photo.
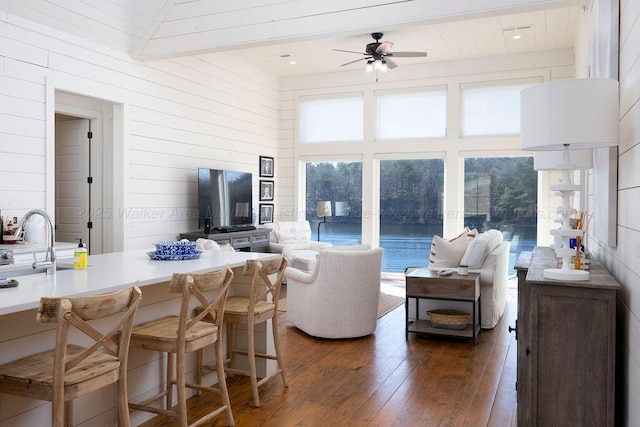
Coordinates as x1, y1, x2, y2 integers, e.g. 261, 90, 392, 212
179, 228, 269, 253
214, 225, 256, 233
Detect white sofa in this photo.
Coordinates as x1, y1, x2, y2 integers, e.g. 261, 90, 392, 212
284, 244, 383, 339
266, 221, 332, 272
409, 229, 510, 329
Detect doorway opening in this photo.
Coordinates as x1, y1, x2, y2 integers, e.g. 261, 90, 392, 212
54, 91, 116, 255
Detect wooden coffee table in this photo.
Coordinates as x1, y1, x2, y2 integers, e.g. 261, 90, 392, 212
404, 268, 481, 345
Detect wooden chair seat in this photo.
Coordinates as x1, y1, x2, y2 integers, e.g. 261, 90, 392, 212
0, 345, 119, 397
223, 296, 275, 322
0, 284, 142, 427
129, 315, 218, 353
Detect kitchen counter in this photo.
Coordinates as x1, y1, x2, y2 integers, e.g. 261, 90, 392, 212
0, 247, 281, 426
0, 248, 277, 315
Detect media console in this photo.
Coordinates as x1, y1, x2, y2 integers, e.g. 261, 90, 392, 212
179, 228, 270, 253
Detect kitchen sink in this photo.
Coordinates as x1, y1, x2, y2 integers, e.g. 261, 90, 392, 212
0, 263, 75, 278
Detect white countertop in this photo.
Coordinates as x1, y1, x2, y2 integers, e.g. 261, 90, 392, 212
0, 249, 277, 316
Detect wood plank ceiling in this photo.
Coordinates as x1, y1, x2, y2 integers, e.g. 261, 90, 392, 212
1, 0, 586, 77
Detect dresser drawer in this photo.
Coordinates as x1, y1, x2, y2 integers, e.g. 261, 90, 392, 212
232, 236, 251, 246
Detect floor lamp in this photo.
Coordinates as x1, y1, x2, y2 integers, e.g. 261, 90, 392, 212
317, 201, 331, 242
521, 78, 619, 281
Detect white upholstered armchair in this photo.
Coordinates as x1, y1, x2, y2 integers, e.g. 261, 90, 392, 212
284, 244, 383, 339
267, 221, 332, 272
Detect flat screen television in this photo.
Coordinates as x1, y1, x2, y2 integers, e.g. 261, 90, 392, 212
198, 167, 253, 230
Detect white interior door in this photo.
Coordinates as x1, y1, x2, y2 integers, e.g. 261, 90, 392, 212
55, 117, 90, 248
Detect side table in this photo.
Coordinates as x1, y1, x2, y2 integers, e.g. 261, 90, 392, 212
404, 268, 481, 345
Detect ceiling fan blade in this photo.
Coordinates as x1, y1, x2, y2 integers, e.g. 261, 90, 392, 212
387, 51, 427, 58
385, 58, 398, 69
340, 57, 371, 67
333, 48, 367, 55
376, 41, 394, 54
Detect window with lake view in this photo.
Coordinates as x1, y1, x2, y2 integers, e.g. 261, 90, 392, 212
379, 159, 444, 272
305, 161, 363, 246
464, 156, 537, 274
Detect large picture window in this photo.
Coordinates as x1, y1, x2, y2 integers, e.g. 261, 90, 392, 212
379, 158, 444, 272
376, 89, 447, 139
464, 156, 537, 273
299, 95, 363, 143
305, 161, 363, 245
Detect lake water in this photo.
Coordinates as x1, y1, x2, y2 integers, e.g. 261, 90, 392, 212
314, 221, 536, 275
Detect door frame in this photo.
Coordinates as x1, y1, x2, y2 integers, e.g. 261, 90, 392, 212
45, 77, 127, 252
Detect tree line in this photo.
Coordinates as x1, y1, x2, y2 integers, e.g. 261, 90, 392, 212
305, 157, 537, 231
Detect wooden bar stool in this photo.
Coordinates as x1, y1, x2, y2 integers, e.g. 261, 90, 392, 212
128, 268, 235, 427
0, 284, 142, 427
197, 257, 288, 408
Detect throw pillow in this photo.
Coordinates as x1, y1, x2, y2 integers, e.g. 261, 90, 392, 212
460, 229, 504, 269
429, 231, 472, 268
276, 229, 311, 250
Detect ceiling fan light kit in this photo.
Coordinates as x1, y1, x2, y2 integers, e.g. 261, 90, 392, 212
334, 32, 427, 73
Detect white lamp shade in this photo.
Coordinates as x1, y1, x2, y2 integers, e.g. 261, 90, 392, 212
335, 201, 348, 216
533, 149, 593, 171
521, 78, 619, 151
317, 201, 332, 217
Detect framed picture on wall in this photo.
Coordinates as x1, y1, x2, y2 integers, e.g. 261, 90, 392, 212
259, 204, 274, 224
259, 180, 274, 201
259, 156, 274, 178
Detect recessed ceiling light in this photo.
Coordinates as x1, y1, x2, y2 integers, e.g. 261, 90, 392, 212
503, 25, 531, 40
289, 60, 296, 65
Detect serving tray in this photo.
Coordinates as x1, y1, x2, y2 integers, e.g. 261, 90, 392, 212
146, 251, 202, 261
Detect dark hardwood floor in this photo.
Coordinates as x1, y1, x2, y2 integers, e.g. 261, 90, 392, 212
141, 289, 518, 426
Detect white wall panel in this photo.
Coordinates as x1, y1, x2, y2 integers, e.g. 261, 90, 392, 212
583, 0, 640, 424
0, 4, 277, 253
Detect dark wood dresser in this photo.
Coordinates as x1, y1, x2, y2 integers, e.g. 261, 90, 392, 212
514, 247, 619, 426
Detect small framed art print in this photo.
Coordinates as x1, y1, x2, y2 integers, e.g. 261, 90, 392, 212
259, 180, 274, 201
259, 203, 274, 224
259, 156, 274, 178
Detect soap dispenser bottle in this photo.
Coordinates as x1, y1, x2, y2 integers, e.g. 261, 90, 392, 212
74, 238, 87, 270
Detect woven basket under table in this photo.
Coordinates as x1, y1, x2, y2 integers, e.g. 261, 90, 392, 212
427, 309, 471, 330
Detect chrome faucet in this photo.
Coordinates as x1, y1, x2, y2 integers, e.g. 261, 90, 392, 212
14, 209, 56, 274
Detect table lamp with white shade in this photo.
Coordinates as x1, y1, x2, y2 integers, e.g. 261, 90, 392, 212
521, 78, 619, 281
317, 201, 332, 242
534, 149, 593, 253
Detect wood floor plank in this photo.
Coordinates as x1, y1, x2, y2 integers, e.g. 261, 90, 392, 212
140, 287, 518, 426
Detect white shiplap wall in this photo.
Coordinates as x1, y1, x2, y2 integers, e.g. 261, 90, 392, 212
585, 0, 640, 425
0, 10, 279, 251
0, 7, 279, 427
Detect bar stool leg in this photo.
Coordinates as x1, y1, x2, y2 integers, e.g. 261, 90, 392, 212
64, 401, 73, 427
272, 313, 288, 386
176, 350, 188, 427
195, 348, 204, 394
228, 322, 237, 371
216, 335, 235, 426
246, 322, 260, 407
166, 352, 174, 410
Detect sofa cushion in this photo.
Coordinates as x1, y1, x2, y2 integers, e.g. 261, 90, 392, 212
460, 229, 504, 269
429, 230, 475, 268
276, 229, 311, 249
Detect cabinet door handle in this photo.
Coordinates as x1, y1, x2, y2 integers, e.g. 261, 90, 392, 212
526, 347, 531, 356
